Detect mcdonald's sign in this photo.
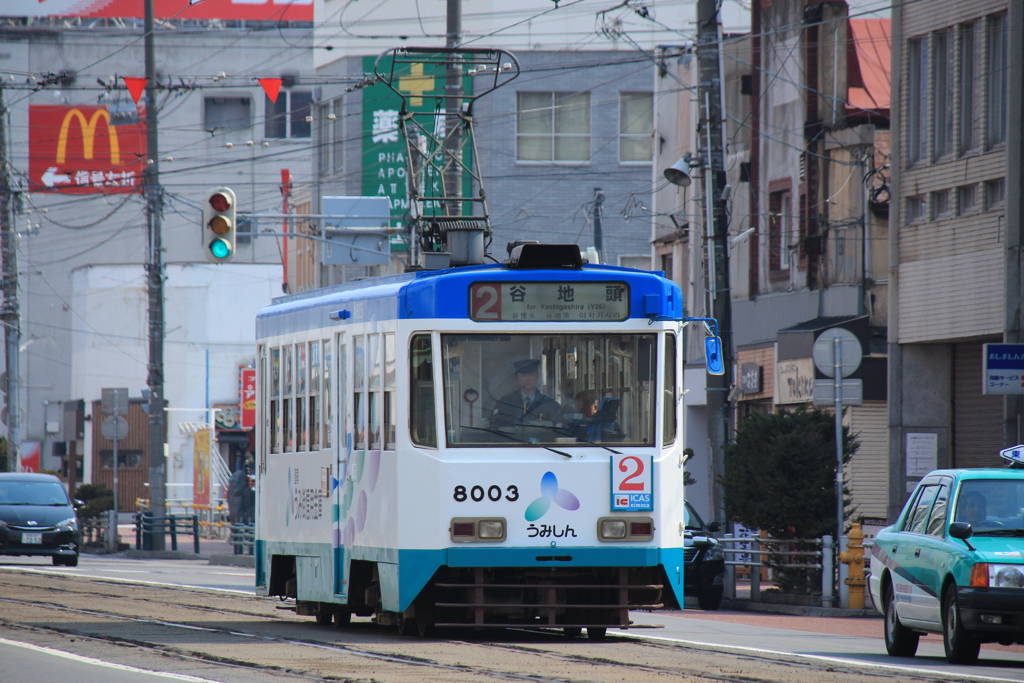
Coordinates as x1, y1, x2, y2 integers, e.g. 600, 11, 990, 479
29, 105, 146, 195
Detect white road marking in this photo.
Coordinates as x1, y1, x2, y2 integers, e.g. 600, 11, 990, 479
0, 637, 226, 682
624, 632, 1024, 683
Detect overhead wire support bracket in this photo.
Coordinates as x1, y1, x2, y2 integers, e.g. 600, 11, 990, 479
373, 47, 519, 259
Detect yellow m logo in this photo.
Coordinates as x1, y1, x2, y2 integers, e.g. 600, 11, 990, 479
56, 108, 121, 165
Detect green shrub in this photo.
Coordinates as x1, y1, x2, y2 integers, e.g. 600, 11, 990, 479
74, 483, 114, 520
723, 406, 858, 593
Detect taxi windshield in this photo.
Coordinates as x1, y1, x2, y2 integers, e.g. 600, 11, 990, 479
955, 479, 1024, 535
441, 333, 658, 447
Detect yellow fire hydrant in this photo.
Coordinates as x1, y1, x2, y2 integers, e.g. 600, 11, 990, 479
839, 522, 866, 609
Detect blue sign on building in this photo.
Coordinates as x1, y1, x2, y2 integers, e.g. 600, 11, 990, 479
983, 344, 1024, 395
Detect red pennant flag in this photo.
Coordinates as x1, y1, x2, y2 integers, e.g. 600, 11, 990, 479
123, 76, 148, 104
259, 78, 283, 103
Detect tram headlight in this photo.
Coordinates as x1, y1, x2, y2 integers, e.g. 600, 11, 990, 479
600, 519, 627, 540
478, 520, 505, 539
598, 516, 655, 541
450, 517, 506, 542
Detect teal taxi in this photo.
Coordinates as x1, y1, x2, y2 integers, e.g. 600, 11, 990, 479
868, 466, 1024, 664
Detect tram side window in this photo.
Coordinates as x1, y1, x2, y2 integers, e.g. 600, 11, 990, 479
309, 341, 320, 450
410, 334, 436, 447
663, 332, 676, 446
270, 347, 281, 454
384, 333, 396, 450
283, 345, 294, 452
297, 343, 307, 451
368, 334, 382, 449
354, 336, 366, 449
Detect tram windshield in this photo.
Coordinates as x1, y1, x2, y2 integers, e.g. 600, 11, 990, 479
440, 333, 661, 447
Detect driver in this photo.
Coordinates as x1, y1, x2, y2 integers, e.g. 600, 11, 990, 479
957, 490, 988, 526
489, 359, 561, 429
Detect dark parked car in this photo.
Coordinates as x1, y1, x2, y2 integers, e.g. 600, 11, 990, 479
684, 500, 724, 610
0, 472, 80, 566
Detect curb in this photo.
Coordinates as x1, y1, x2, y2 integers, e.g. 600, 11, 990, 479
122, 549, 211, 561
719, 597, 879, 618
208, 553, 256, 568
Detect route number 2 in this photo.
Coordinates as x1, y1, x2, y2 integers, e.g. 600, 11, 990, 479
610, 454, 653, 511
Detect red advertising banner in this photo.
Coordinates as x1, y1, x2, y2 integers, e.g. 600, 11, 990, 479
240, 368, 256, 430
29, 105, 146, 194
6, 0, 311, 21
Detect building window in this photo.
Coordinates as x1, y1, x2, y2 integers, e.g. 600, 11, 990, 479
265, 90, 312, 139
933, 31, 953, 159
516, 91, 590, 162
957, 184, 977, 215
986, 13, 1008, 147
204, 97, 251, 135
906, 195, 925, 223
908, 37, 928, 163
959, 22, 979, 154
768, 189, 792, 272
619, 92, 653, 163
985, 178, 1005, 211
931, 190, 950, 219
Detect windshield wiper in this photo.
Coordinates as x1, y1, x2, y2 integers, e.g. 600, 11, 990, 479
461, 426, 573, 459
972, 528, 1024, 537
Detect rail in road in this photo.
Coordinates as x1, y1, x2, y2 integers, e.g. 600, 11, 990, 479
2, 559, 1024, 683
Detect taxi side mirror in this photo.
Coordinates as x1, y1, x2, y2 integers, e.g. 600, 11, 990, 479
949, 522, 973, 539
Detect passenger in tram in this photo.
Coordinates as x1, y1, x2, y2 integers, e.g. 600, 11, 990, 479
563, 390, 618, 441
489, 359, 561, 429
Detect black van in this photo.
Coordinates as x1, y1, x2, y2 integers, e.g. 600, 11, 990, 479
0, 473, 80, 566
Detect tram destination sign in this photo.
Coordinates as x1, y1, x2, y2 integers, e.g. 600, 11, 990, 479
470, 282, 629, 322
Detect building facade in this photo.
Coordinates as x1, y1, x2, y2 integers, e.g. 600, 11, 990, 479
888, 0, 1020, 519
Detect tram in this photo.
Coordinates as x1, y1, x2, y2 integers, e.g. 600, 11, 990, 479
254, 242, 722, 638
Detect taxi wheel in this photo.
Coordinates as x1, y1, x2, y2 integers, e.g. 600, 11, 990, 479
943, 584, 980, 664
884, 584, 919, 657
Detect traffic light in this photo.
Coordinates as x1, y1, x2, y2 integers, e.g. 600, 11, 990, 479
203, 187, 236, 263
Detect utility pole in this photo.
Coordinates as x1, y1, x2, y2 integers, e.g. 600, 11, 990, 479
444, 0, 463, 221
696, 0, 733, 524
0, 85, 19, 473
592, 188, 604, 256
143, 0, 167, 547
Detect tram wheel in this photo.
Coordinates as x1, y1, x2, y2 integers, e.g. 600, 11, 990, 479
397, 617, 417, 636
333, 608, 351, 627
417, 617, 435, 638
587, 627, 607, 641
315, 602, 333, 626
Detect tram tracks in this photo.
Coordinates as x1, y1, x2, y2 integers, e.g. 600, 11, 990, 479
0, 569, 998, 683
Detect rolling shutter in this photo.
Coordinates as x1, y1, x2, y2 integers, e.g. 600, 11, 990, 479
953, 341, 1003, 468
845, 402, 888, 520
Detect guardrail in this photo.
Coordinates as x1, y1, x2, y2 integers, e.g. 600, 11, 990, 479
133, 511, 201, 553
719, 534, 833, 607
229, 522, 255, 555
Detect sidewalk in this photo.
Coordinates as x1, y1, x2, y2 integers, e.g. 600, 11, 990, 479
81, 517, 255, 567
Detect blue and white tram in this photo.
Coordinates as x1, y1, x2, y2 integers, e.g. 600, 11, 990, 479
254, 243, 720, 637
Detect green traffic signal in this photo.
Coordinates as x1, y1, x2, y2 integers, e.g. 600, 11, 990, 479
203, 187, 236, 263
209, 238, 232, 260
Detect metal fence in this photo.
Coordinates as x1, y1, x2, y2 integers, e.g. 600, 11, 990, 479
229, 522, 255, 555
719, 534, 834, 607
134, 511, 201, 553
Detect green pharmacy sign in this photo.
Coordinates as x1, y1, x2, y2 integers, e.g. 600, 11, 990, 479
361, 56, 474, 227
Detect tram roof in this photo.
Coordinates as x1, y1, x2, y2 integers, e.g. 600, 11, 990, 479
256, 262, 681, 337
